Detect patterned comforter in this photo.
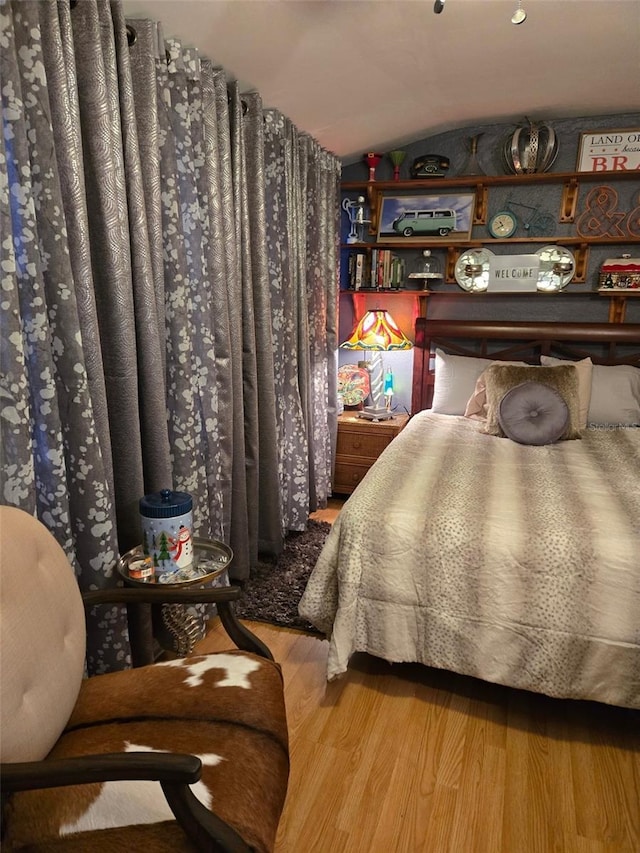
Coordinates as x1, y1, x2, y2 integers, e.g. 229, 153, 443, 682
299, 412, 640, 708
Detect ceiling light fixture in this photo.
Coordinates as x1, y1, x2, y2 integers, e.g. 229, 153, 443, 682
433, 1, 528, 25
511, 1, 527, 25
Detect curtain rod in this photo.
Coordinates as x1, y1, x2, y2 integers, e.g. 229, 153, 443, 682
69, 2, 137, 45
69, 0, 245, 114
228, 94, 249, 116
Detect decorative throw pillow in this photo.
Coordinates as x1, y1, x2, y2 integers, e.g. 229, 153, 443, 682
464, 359, 530, 420
539, 356, 593, 429
483, 363, 581, 440
587, 364, 640, 425
431, 349, 493, 415
498, 381, 569, 445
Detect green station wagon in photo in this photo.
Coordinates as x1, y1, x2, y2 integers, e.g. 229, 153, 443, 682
392, 208, 457, 237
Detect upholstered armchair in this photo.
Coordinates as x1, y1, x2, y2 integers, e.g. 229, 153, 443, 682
0, 506, 289, 852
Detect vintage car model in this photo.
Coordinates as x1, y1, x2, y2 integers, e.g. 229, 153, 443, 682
392, 208, 457, 237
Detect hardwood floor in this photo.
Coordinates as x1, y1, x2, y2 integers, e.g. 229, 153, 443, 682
309, 496, 344, 526
197, 496, 639, 851
196, 618, 640, 853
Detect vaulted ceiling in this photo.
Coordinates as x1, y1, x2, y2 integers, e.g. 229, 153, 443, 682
123, 0, 640, 163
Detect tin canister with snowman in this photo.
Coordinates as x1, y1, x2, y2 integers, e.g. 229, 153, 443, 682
139, 489, 194, 577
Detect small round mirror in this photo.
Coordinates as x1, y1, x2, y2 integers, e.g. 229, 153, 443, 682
535, 246, 576, 292
454, 248, 494, 292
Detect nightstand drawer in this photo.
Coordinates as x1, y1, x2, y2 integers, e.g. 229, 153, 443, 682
332, 461, 371, 494
332, 413, 410, 496
336, 429, 393, 460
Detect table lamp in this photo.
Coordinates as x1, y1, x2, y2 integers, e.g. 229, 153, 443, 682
340, 308, 412, 420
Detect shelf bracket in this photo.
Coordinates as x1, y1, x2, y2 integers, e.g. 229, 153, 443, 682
606, 295, 627, 323
473, 184, 488, 225
366, 184, 379, 235
560, 178, 579, 223
445, 246, 458, 283
573, 243, 589, 283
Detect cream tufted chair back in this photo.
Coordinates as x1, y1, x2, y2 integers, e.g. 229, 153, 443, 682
0, 505, 86, 763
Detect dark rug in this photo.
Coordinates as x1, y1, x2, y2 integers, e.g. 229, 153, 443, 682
235, 519, 331, 634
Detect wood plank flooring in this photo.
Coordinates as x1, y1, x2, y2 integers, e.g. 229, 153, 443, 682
196, 497, 639, 851
196, 618, 640, 853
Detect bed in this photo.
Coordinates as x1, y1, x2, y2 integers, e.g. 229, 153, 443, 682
299, 320, 640, 708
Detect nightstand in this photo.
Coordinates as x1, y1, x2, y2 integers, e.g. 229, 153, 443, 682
333, 412, 410, 495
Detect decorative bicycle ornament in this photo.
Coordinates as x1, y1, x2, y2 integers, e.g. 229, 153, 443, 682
489, 195, 555, 239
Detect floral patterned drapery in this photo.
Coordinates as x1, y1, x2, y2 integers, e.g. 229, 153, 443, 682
1, 0, 339, 674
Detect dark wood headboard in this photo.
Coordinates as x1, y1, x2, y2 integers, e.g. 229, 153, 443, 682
411, 319, 640, 413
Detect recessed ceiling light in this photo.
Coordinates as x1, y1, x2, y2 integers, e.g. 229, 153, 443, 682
511, 2, 527, 24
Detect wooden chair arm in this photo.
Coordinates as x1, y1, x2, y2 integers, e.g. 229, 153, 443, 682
82, 588, 274, 661
161, 776, 253, 852
82, 585, 243, 607
1, 752, 201, 791
1, 755, 251, 852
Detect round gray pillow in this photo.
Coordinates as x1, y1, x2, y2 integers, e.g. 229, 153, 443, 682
498, 380, 569, 445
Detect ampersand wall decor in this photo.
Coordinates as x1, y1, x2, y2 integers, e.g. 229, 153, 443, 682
576, 186, 626, 238
626, 190, 640, 238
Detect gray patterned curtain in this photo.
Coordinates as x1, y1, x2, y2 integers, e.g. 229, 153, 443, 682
1, 0, 339, 674
262, 111, 341, 531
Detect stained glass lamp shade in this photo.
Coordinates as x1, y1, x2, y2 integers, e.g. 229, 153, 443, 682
340, 309, 412, 416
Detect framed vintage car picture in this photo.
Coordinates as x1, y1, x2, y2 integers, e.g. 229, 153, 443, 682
376, 192, 476, 243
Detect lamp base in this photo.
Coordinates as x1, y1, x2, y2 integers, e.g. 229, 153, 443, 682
358, 407, 395, 421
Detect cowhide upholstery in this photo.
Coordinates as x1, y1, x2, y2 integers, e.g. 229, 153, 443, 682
4, 651, 288, 852
0, 507, 289, 852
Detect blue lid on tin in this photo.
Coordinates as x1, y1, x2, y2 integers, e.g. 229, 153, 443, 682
139, 489, 192, 518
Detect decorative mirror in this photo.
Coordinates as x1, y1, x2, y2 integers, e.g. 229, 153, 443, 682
535, 246, 576, 292
454, 248, 494, 292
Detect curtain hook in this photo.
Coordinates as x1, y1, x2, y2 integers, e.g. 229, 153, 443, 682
227, 93, 248, 116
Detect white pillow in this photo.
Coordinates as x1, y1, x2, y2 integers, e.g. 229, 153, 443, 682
431, 349, 491, 415
540, 356, 593, 429
588, 364, 640, 425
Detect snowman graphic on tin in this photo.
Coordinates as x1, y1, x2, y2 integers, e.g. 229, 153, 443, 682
168, 525, 193, 568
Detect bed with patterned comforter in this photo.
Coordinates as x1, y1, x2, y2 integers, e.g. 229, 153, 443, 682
299, 412, 640, 708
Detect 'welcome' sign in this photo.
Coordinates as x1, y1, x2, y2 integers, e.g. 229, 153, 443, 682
487, 255, 539, 292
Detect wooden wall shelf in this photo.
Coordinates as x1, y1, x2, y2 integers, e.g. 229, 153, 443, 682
341, 170, 640, 191
341, 170, 640, 323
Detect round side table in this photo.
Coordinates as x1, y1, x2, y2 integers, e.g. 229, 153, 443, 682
117, 538, 233, 656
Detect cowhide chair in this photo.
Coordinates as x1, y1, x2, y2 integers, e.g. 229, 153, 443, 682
0, 505, 289, 852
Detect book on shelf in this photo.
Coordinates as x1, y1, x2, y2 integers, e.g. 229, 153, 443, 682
353, 252, 365, 290
345, 249, 406, 291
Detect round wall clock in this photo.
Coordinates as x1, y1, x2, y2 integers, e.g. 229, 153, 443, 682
488, 210, 518, 238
